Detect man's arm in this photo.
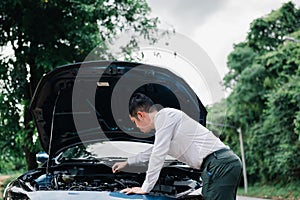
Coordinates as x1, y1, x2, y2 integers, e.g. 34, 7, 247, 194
112, 146, 153, 173
117, 124, 174, 193
127, 146, 153, 165
141, 111, 175, 193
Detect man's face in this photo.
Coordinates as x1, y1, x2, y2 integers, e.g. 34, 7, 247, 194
129, 111, 153, 133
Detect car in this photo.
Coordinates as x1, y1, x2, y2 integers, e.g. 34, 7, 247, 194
4, 61, 207, 200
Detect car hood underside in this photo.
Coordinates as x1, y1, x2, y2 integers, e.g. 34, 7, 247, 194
30, 61, 207, 156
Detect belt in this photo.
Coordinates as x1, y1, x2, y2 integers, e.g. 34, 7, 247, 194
201, 148, 231, 170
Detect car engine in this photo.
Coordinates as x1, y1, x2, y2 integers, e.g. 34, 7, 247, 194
18, 162, 202, 199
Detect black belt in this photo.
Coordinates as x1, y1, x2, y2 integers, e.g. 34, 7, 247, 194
201, 148, 231, 170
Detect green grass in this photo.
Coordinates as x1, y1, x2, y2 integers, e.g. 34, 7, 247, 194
238, 182, 300, 200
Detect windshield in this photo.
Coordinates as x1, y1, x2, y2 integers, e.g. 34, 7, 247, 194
57, 141, 175, 162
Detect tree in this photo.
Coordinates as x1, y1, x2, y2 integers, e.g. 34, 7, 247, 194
247, 2, 300, 53
206, 99, 240, 155
223, 2, 300, 183
0, 0, 158, 170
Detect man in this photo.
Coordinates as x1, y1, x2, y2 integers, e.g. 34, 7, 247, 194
112, 93, 242, 199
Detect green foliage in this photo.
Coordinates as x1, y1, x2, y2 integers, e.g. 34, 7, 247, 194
220, 1, 300, 184
226, 63, 267, 126
0, 0, 158, 171
224, 43, 257, 88
206, 99, 240, 155
247, 2, 300, 53
237, 181, 300, 199
259, 75, 300, 181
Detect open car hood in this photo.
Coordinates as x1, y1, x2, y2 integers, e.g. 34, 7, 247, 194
30, 61, 207, 157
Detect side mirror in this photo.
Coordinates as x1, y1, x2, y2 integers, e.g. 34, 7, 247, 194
36, 152, 49, 164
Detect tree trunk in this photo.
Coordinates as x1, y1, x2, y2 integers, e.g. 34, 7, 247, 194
24, 144, 38, 170
23, 102, 38, 170
22, 56, 43, 170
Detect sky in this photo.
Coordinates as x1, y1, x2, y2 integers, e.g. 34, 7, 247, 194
127, 0, 299, 105
146, 0, 300, 77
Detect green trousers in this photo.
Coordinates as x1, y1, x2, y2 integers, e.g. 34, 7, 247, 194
201, 149, 242, 200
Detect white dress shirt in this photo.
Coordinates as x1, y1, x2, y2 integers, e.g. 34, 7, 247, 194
127, 108, 228, 193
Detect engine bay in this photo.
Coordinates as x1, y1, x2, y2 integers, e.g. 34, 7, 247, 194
19, 162, 202, 199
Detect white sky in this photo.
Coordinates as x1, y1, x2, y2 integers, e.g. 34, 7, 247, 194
146, 0, 300, 77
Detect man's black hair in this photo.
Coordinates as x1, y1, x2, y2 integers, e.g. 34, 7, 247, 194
129, 93, 156, 117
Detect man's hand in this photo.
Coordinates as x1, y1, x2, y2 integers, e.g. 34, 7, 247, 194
120, 187, 146, 195
112, 161, 128, 173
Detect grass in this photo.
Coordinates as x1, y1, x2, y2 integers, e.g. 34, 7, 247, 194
237, 182, 300, 200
